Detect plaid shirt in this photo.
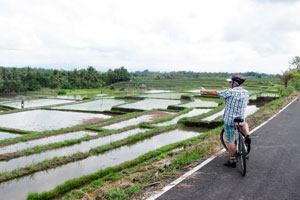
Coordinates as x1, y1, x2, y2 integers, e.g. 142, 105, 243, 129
218, 87, 249, 125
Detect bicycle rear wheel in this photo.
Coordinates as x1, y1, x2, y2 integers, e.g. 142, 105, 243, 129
238, 135, 247, 176
220, 128, 228, 151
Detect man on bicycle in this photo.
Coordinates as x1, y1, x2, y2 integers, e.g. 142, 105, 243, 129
200, 74, 250, 168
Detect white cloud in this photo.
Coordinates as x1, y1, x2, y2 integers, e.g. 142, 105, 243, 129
0, 0, 299, 74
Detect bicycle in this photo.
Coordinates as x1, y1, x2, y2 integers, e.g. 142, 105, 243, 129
220, 117, 249, 176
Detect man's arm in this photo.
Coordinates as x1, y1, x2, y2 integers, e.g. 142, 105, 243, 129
200, 87, 218, 96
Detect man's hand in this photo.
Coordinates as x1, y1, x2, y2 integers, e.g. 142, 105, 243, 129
200, 87, 206, 93
199, 87, 218, 96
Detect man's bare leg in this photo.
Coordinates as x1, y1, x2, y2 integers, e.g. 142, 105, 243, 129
227, 142, 236, 157
240, 122, 250, 135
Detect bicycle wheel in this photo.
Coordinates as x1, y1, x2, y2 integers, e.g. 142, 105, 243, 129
220, 128, 228, 151
238, 135, 247, 176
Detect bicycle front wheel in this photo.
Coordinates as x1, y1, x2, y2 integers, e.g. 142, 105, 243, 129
220, 128, 228, 151
238, 135, 247, 176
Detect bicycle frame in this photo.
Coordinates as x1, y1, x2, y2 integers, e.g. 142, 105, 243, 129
235, 122, 247, 176
235, 124, 247, 155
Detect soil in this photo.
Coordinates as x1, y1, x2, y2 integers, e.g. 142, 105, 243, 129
147, 111, 172, 120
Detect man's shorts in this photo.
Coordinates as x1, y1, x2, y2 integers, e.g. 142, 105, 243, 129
224, 122, 245, 143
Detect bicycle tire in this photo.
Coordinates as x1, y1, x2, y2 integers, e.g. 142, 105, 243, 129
220, 128, 228, 151
238, 135, 247, 176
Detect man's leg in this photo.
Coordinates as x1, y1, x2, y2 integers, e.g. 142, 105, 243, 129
240, 122, 249, 135
240, 122, 251, 154
224, 124, 236, 168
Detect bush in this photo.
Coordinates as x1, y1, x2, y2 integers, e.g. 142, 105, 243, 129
294, 82, 300, 91
57, 90, 66, 95
282, 86, 294, 97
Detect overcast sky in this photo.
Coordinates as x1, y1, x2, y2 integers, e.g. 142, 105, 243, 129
0, 0, 300, 74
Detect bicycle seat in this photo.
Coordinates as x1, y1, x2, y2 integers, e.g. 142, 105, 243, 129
234, 117, 244, 123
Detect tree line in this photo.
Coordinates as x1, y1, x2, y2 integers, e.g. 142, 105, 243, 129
132, 70, 279, 79
0, 65, 282, 94
0, 66, 130, 93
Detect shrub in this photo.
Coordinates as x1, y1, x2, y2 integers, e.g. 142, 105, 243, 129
294, 81, 300, 91
57, 90, 66, 95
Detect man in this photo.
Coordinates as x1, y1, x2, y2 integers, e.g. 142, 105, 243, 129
200, 74, 250, 168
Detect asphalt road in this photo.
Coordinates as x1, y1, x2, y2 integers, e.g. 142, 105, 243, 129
156, 98, 300, 200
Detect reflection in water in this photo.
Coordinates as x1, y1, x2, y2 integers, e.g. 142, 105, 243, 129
155, 109, 211, 126
140, 93, 184, 99
0, 129, 200, 200
0, 110, 111, 131
118, 99, 180, 110
143, 90, 172, 94
0, 129, 147, 172
202, 105, 259, 121
1, 99, 74, 109
53, 99, 125, 111
0, 131, 20, 140
0, 131, 98, 155
181, 99, 218, 108
102, 111, 171, 129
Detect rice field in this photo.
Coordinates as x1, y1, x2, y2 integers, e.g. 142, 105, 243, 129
0, 77, 282, 200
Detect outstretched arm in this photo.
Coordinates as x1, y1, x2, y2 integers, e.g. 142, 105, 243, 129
200, 87, 218, 96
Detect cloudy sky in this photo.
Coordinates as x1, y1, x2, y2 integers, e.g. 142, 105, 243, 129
0, 0, 300, 74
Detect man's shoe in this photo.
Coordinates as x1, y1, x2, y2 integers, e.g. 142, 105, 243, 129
224, 160, 236, 168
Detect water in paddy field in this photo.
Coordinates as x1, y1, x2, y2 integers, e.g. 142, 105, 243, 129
202, 105, 259, 121
140, 93, 185, 99
0, 99, 75, 109
102, 111, 171, 129
0, 110, 111, 132
260, 93, 279, 97
0, 129, 200, 200
52, 99, 126, 111
0, 128, 147, 172
117, 99, 180, 110
187, 89, 200, 93
0, 131, 21, 140
96, 94, 107, 97
143, 89, 173, 93
155, 109, 212, 127
55, 95, 88, 100
0, 131, 98, 155
180, 99, 218, 108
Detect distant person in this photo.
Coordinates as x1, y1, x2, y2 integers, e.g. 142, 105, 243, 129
21, 97, 24, 109
200, 74, 251, 168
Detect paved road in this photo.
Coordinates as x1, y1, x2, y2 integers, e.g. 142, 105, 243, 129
156, 98, 300, 200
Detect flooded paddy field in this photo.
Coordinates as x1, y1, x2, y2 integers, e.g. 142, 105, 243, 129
0, 98, 75, 109
0, 129, 200, 200
117, 98, 180, 110
52, 99, 126, 112
155, 109, 212, 126
102, 111, 171, 129
0, 128, 148, 172
140, 93, 185, 99
180, 99, 218, 108
0, 131, 98, 155
55, 95, 88, 100
143, 89, 173, 93
0, 110, 111, 131
202, 105, 259, 121
0, 131, 21, 140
